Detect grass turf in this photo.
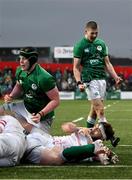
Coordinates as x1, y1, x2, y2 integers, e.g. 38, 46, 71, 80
0, 99, 132, 179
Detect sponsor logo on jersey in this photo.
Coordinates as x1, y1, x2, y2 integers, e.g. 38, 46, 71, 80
90, 59, 99, 65
94, 92, 99, 96
19, 80, 23, 84
25, 94, 33, 98
84, 48, 89, 53
97, 45, 102, 51
31, 83, 37, 90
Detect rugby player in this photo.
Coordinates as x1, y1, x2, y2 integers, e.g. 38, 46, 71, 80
2, 47, 60, 133
73, 21, 121, 146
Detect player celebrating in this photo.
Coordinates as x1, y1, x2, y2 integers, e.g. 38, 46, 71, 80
2, 47, 60, 133
73, 21, 121, 146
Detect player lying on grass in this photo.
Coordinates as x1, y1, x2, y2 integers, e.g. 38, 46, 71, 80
23, 121, 119, 166
0, 114, 27, 167
0, 109, 118, 166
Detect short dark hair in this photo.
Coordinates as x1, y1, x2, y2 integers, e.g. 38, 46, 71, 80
85, 21, 98, 29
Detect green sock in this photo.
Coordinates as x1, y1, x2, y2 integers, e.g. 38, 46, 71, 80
62, 144, 95, 162
87, 121, 94, 128
87, 117, 96, 128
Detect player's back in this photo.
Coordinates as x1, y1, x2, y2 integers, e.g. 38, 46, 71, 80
0, 115, 27, 166
0, 115, 24, 135
53, 132, 88, 149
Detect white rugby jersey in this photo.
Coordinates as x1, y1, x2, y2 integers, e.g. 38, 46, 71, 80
0, 115, 24, 135
27, 131, 90, 151
53, 133, 89, 149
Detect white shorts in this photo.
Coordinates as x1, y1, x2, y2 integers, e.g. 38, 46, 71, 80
84, 80, 106, 100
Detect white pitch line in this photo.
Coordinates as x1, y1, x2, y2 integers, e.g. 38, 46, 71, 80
72, 117, 84, 123
104, 101, 119, 110
104, 104, 111, 109
16, 165, 132, 168
118, 144, 132, 147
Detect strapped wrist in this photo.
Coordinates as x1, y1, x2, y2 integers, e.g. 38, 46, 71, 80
38, 111, 45, 117
77, 81, 83, 86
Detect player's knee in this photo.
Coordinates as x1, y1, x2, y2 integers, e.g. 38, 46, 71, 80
94, 104, 104, 115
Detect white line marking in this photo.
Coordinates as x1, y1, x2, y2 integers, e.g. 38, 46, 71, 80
104, 104, 111, 109
16, 165, 132, 168
104, 101, 119, 110
72, 117, 84, 122
118, 144, 132, 147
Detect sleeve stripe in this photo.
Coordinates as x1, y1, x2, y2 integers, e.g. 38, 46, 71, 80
0, 120, 7, 127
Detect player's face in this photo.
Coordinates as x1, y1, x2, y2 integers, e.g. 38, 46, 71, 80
90, 124, 103, 140
85, 28, 98, 42
19, 56, 30, 71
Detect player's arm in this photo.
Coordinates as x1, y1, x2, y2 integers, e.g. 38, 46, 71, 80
4, 81, 23, 102
61, 122, 79, 134
40, 146, 64, 165
32, 86, 60, 123
73, 58, 85, 91
0, 120, 6, 133
61, 122, 92, 136
105, 56, 122, 85
73, 57, 82, 82
41, 86, 60, 115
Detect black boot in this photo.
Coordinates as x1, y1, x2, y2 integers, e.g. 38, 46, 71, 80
110, 136, 120, 147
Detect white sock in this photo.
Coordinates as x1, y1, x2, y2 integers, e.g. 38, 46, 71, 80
87, 116, 96, 125
98, 117, 107, 123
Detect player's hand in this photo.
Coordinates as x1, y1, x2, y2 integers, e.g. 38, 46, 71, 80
115, 76, 123, 85
4, 94, 13, 103
78, 84, 85, 92
31, 113, 41, 123
78, 127, 91, 136
61, 122, 77, 133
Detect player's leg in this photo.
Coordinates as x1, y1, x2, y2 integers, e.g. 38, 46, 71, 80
40, 146, 64, 165
24, 145, 64, 165
90, 80, 120, 146
87, 104, 97, 128
85, 80, 106, 127
91, 98, 107, 123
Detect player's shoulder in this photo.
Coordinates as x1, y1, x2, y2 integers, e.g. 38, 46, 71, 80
74, 37, 87, 51
37, 64, 54, 81
74, 37, 86, 46
95, 38, 106, 45
15, 66, 23, 76
16, 66, 22, 73
0, 115, 16, 122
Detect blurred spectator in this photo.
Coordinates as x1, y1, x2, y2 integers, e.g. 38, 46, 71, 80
0, 67, 14, 97
1, 65, 132, 97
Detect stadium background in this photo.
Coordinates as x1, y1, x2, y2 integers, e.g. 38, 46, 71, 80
0, 0, 132, 179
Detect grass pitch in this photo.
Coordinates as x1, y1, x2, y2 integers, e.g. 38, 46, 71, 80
0, 99, 132, 179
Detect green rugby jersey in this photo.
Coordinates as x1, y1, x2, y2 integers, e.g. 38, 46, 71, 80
16, 64, 56, 121
74, 37, 108, 82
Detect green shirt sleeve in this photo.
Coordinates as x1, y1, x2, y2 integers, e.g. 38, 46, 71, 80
39, 75, 56, 92
15, 66, 22, 81
102, 42, 109, 57
73, 43, 83, 58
